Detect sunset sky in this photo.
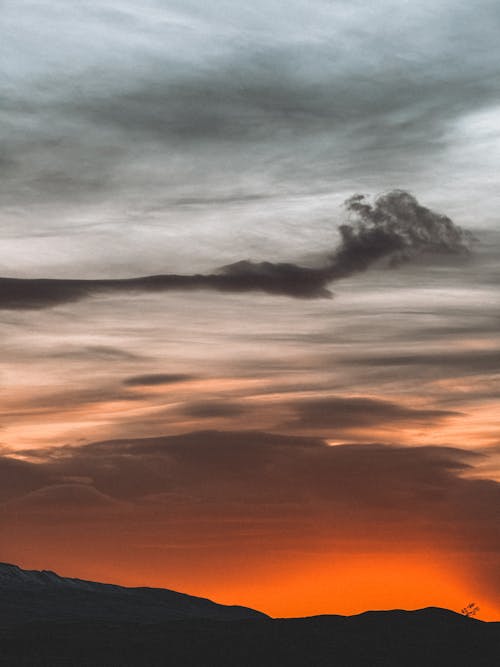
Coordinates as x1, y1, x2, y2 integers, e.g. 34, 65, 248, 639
1, 0, 499, 620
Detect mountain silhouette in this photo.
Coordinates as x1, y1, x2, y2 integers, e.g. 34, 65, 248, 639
1, 563, 499, 666
0, 562, 266, 623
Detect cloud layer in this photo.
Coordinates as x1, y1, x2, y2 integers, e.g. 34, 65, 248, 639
2, 431, 499, 555
0, 191, 471, 309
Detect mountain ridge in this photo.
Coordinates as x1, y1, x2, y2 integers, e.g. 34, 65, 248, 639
1, 562, 499, 666
1, 562, 496, 624
0, 561, 267, 623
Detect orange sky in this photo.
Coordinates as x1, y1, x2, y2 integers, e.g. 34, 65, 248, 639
3, 422, 499, 620
4, 518, 499, 620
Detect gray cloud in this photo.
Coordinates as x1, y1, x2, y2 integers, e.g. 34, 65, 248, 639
50, 345, 145, 362
340, 191, 472, 266
343, 350, 500, 376
0, 191, 471, 309
2, 0, 500, 238
282, 396, 459, 431
123, 373, 196, 387
182, 401, 248, 419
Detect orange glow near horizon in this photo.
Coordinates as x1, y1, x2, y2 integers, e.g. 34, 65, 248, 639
140, 554, 500, 623
239, 553, 500, 622
7, 543, 499, 622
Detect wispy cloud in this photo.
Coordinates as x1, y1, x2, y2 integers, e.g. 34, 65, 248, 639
0, 191, 471, 309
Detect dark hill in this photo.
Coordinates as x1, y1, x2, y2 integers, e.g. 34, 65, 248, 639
1, 564, 498, 666
0, 562, 266, 623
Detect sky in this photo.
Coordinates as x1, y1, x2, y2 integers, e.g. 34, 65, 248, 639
1, 0, 499, 620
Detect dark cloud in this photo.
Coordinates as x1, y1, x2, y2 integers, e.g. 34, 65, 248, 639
3, 483, 125, 513
0, 191, 471, 309
12, 431, 325, 503
12, 39, 498, 165
338, 190, 471, 268
0, 456, 51, 503
343, 350, 500, 376
282, 396, 459, 431
0, 386, 145, 424
182, 401, 248, 419
2, 430, 499, 551
49, 345, 146, 362
0, 262, 332, 308
0, 277, 92, 310
123, 374, 196, 387
72, 60, 442, 147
